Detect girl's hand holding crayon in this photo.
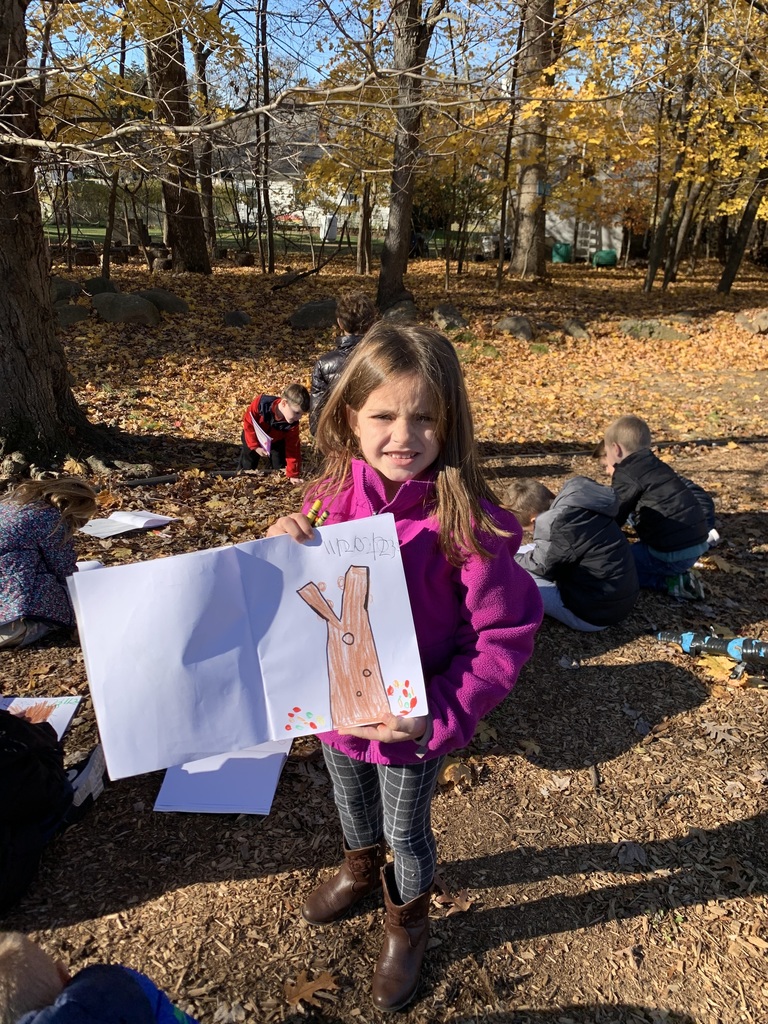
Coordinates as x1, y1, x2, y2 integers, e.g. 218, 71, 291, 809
266, 512, 316, 542
338, 712, 430, 745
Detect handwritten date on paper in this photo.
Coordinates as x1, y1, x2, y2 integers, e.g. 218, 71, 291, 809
322, 531, 397, 560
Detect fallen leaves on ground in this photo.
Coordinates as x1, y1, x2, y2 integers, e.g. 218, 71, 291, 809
283, 970, 338, 1008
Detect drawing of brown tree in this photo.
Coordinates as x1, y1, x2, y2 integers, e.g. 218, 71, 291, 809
297, 565, 390, 728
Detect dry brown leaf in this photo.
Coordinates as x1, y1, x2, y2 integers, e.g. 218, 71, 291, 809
284, 970, 338, 1009
438, 757, 473, 787
517, 738, 542, 757
434, 887, 474, 916
63, 457, 89, 476
699, 653, 738, 682
706, 554, 755, 577
702, 721, 740, 746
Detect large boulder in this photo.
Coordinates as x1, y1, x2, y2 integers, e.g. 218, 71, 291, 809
56, 305, 90, 327
494, 315, 534, 341
619, 318, 689, 341
288, 298, 338, 329
381, 298, 418, 324
50, 276, 81, 304
136, 288, 190, 314
735, 310, 768, 334
92, 292, 162, 326
84, 276, 119, 295
74, 250, 99, 267
225, 310, 253, 327
432, 303, 468, 330
233, 251, 255, 267
563, 318, 590, 340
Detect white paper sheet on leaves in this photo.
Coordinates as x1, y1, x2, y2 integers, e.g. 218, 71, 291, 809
154, 740, 292, 814
68, 513, 425, 780
80, 510, 178, 538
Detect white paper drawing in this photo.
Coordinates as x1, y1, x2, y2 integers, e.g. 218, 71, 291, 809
80, 510, 178, 538
68, 514, 425, 780
0, 695, 82, 740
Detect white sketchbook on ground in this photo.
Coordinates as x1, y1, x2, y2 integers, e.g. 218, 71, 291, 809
248, 413, 272, 454
0, 696, 82, 740
154, 739, 292, 815
79, 510, 178, 538
68, 513, 426, 780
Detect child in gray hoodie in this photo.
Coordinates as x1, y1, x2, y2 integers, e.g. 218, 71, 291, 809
507, 476, 639, 631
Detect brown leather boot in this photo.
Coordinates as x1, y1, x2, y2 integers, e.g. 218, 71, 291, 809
372, 863, 431, 1012
301, 840, 386, 925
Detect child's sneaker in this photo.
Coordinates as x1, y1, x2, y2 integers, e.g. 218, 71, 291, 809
666, 572, 705, 601
64, 744, 107, 824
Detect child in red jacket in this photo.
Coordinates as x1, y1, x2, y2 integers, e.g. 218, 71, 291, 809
238, 383, 310, 483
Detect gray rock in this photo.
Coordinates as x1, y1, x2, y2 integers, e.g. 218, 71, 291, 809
432, 303, 468, 330
92, 292, 162, 326
136, 288, 190, 314
225, 311, 253, 327
233, 251, 254, 267
50, 276, 81, 304
619, 318, 689, 341
381, 299, 418, 324
57, 305, 90, 326
563, 318, 590, 340
495, 315, 534, 341
288, 298, 338, 329
152, 257, 173, 271
736, 309, 768, 334
84, 276, 119, 295
74, 250, 99, 267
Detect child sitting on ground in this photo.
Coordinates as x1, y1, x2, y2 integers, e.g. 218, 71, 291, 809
507, 476, 639, 631
0, 478, 98, 650
0, 709, 106, 916
602, 415, 711, 599
309, 291, 377, 435
238, 383, 310, 484
0, 931, 198, 1023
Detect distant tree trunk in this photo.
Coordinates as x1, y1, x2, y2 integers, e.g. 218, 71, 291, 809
496, 17, 525, 294
509, 0, 554, 280
717, 165, 768, 294
193, 41, 217, 255
1, 0, 93, 460
146, 29, 211, 274
662, 177, 706, 289
256, 0, 275, 272
376, 0, 447, 310
357, 176, 372, 274
101, 168, 120, 279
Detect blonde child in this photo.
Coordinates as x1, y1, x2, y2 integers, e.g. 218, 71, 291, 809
267, 322, 542, 1011
0, 931, 198, 1023
602, 416, 710, 599
0, 478, 97, 650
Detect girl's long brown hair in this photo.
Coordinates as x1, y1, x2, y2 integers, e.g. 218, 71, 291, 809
313, 322, 508, 563
2, 478, 98, 541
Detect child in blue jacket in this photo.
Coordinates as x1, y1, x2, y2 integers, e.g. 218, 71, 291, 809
0, 932, 198, 1024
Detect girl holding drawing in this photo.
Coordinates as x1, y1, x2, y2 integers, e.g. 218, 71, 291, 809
0, 478, 97, 650
267, 323, 542, 1011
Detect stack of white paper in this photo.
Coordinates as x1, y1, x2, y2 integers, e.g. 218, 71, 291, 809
80, 510, 178, 538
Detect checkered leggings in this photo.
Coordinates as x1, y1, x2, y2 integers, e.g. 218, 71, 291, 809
321, 745, 442, 902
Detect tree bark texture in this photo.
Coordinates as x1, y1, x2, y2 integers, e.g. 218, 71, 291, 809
0, 0, 91, 459
298, 566, 390, 728
193, 42, 217, 255
147, 29, 211, 274
509, 0, 554, 280
376, 0, 446, 310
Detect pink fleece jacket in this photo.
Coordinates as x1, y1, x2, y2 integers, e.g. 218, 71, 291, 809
304, 460, 542, 765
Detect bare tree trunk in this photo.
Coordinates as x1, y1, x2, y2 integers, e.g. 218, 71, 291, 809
496, 16, 525, 293
193, 41, 217, 255
357, 176, 372, 275
662, 177, 706, 289
0, 0, 93, 460
509, 0, 554, 280
717, 165, 768, 294
258, 0, 275, 272
376, 0, 446, 310
146, 29, 211, 274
